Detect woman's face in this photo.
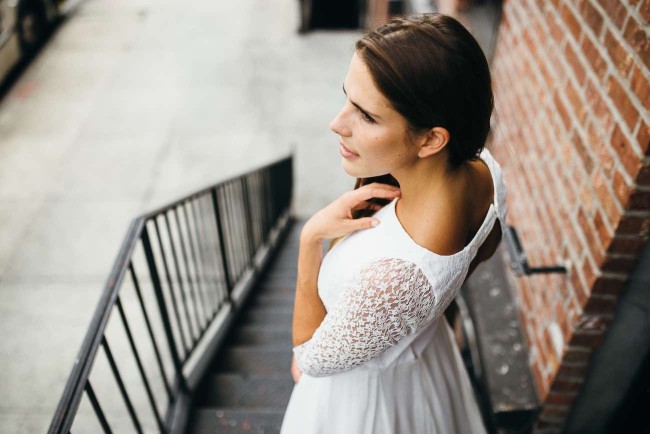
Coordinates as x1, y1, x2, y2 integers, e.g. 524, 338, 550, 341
329, 52, 420, 179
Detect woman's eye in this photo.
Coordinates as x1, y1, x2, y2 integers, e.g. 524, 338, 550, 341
358, 109, 374, 123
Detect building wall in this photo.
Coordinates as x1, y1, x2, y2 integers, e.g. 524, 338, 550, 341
488, 0, 649, 431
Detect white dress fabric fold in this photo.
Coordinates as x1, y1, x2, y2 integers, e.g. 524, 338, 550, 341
281, 148, 508, 434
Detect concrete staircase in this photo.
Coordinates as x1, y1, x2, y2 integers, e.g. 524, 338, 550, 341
186, 223, 302, 434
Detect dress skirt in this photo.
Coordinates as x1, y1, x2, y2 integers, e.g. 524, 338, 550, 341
280, 317, 488, 434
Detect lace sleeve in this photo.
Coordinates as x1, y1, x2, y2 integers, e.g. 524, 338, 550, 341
292, 257, 435, 377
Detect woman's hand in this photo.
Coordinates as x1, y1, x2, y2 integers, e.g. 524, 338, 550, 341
291, 353, 303, 383
301, 183, 401, 242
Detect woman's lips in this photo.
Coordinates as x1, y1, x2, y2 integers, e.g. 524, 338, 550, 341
339, 142, 359, 158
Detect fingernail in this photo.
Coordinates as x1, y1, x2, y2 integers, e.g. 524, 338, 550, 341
371, 219, 380, 227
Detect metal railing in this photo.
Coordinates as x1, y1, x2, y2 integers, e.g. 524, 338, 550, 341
48, 155, 294, 434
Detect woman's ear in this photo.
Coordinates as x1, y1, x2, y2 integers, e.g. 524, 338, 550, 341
417, 127, 450, 158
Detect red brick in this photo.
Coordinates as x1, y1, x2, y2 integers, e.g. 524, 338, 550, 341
538, 56, 555, 88
629, 65, 650, 112
579, 0, 604, 37
567, 221, 584, 259
563, 165, 581, 207
597, 0, 629, 29
591, 170, 620, 227
554, 92, 572, 131
611, 125, 643, 179
571, 263, 590, 305
586, 121, 615, 178
565, 80, 588, 122
578, 208, 605, 265
548, 9, 566, 47
622, 17, 650, 71
606, 77, 639, 131
560, 3, 582, 42
603, 29, 634, 77
581, 36, 608, 80
564, 41, 586, 83
581, 255, 599, 288
637, 120, 650, 156
585, 80, 615, 134
591, 276, 627, 295
640, 0, 650, 24
612, 169, 634, 208
593, 209, 614, 248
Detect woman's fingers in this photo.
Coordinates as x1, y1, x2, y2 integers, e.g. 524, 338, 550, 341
350, 200, 383, 213
348, 183, 400, 206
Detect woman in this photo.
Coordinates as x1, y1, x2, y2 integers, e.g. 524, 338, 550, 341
281, 13, 507, 434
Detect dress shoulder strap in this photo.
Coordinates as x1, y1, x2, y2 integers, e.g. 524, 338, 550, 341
479, 147, 509, 231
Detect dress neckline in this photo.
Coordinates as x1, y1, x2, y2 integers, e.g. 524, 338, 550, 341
388, 150, 499, 259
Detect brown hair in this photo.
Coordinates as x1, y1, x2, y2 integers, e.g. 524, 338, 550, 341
329, 13, 494, 252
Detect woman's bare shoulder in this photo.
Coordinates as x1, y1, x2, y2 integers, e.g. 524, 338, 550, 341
411, 160, 495, 256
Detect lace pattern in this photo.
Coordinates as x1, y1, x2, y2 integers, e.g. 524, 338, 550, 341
293, 257, 436, 377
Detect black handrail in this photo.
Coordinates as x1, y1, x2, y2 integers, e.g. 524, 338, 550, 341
504, 225, 567, 275
48, 155, 294, 434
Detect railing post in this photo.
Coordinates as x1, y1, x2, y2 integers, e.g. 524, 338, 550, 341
240, 175, 257, 269
210, 188, 233, 303
141, 225, 189, 393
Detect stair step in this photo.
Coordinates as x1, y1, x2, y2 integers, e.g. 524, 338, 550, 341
245, 305, 293, 315
188, 408, 285, 434
258, 277, 296, 289
240, 308, 292, 327
214, 347, 292, 376
264, 264, 297, 273
264, 264, 298, 274
250, 293, 295, 308
261, 268, 297, 277
200, 373, 294, 408
255, 284, 295, 296
229, 325, 292, 349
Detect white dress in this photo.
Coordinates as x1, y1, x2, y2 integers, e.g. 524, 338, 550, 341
280, 148, 508, 434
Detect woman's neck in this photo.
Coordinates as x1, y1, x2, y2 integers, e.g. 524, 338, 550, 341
391, 156, 468, 216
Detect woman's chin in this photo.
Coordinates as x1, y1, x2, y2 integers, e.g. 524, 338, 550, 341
341, 159, 362, 177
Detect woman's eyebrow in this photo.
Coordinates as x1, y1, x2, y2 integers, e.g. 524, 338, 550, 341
342, 83, 382, 120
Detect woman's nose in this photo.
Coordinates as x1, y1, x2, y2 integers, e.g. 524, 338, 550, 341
329, 108, 351, 137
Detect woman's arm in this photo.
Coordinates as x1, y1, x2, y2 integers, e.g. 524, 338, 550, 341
292, 257, 436, 377
292, 231, 327, 347
287, 183, 401, 381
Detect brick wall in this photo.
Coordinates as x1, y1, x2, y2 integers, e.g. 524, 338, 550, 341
488, 0, 649, 431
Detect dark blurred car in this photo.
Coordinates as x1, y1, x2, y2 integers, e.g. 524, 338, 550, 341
299, 0, 361, 32
0, 0, 78, 84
